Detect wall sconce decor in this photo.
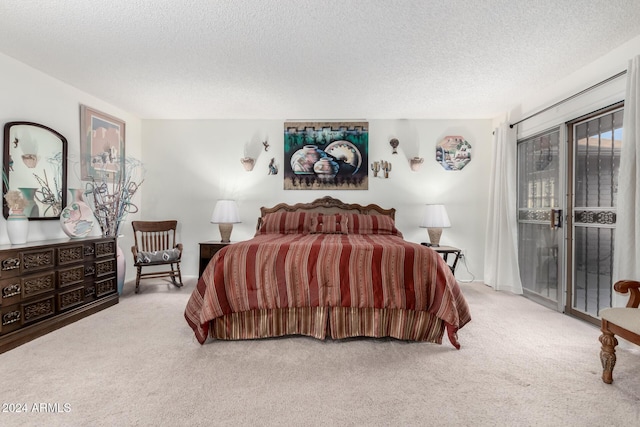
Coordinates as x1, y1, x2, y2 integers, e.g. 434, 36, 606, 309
240, 157, 255, 171
419, 204, 451, 247
409, 157, 424, 171
211, 200, 241, 243
263, 140, 270, 151
389, 138, 399, 154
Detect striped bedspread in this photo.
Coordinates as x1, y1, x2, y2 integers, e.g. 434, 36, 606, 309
185, 233, 471, 347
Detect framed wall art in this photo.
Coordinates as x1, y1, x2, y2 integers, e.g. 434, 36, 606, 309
80, 105, 125, 182
283, 121, 368, 190
435, 135, 472, 171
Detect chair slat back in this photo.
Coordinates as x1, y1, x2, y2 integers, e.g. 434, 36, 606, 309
132, 220, 178, 252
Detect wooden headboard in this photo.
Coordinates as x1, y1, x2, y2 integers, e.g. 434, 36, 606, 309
257, 196, 395, 230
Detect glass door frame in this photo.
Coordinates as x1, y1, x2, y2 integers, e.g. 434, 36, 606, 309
516, 126, 567, 313
565, 101, 624, 326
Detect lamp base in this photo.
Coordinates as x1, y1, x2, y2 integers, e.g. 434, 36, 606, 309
219, 223, 233, 243
427, 228, 442, 247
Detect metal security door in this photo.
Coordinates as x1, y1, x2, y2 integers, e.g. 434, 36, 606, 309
566, 106, 623, 324
517, 128, 564, 311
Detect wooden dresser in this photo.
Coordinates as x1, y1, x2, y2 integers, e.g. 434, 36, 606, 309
0, 236, 119, 353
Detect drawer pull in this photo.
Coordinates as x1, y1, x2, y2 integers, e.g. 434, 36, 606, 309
84, 245, 95, 257
2, 283, 20, 299
2, 310, 20, 326
1, 257, 20, 271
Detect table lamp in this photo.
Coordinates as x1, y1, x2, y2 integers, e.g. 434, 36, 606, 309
210, 200, 241, 243
419, 204, 450, 247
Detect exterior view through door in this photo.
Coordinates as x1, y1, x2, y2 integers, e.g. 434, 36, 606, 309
517, 104, 624, 325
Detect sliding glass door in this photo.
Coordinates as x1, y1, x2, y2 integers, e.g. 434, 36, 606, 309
566, 106, 623, 324
516, 104, 623, 324
517, 128, 563, 310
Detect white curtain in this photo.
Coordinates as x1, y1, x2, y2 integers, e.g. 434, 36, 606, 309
612, 55, 640, 306
484, 122, 523, 294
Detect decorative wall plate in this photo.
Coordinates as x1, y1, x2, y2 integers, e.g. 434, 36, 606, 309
436, 135, 472, 171
60, 201, 95, 238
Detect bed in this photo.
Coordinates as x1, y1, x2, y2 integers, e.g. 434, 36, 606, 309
185, 196, 471, 349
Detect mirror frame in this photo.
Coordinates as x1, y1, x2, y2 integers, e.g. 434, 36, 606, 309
3, 121, 68, 220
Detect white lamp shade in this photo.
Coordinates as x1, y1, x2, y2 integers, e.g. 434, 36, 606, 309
210, 200, 241, 224
419, 204, 451, 228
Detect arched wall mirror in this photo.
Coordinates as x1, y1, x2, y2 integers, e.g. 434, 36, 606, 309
3, 122, 68, 220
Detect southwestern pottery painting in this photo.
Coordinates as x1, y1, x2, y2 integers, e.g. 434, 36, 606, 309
284, 121, 368, 190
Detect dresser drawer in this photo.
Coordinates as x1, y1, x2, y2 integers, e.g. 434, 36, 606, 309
0, 253, 21, 276
0, 247, 55, 278
57, 244, 85, 266
95, 240, 116, 258
58, 265, 85, 288
1, 304, 22, 334
57, 286, 85, 311
22, 295, 56, 325
21, 248, 56, 274
95, 258, 116, 277
95, 277, 117, 298
1, 272, 56, 307
0, 280, 21, 306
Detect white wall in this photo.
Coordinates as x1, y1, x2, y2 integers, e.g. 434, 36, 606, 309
0, 52, 143, 281
502, 34, 640, 137
0, 49, 491, 285
142, 119, 492, 280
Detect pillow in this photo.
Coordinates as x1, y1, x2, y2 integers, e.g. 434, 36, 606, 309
309, 213, 348, 234
256, 211, 316, 235
136, 248, 181, 263
345, 213, 402, 237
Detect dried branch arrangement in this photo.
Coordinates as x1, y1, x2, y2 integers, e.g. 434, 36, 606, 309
84, 157, 144, 237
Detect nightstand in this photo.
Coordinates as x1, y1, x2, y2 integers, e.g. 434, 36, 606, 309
199, 241, 232, 276
421, 243, 462, 273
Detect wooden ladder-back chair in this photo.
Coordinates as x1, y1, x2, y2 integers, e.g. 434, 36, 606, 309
131, 220, 183, 294
599, 280, 640, 384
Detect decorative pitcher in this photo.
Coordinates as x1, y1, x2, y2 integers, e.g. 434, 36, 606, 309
240, 157, 255, 171
410, 157, 424, 171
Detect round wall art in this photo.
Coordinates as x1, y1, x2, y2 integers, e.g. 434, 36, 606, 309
436, 136, 472, 171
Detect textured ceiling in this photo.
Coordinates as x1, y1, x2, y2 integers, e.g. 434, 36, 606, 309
1, 0, 639, 120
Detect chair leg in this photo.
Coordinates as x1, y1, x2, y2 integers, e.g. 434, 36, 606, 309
177, 264, 183, 287
599, 330, 618, 384
135, 266, 142, 294
170, 263, 183, 288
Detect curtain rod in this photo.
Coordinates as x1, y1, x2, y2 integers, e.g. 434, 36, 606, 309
509, 70, 627, 128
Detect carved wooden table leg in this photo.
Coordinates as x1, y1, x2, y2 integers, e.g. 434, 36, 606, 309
599, 330, 618, 384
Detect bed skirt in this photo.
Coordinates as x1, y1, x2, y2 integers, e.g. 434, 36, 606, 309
208, 306, 447, 344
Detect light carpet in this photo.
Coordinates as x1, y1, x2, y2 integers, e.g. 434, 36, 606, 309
1, 278, 639, 426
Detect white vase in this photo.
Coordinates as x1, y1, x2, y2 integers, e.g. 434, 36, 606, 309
7, 209, 29, 244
